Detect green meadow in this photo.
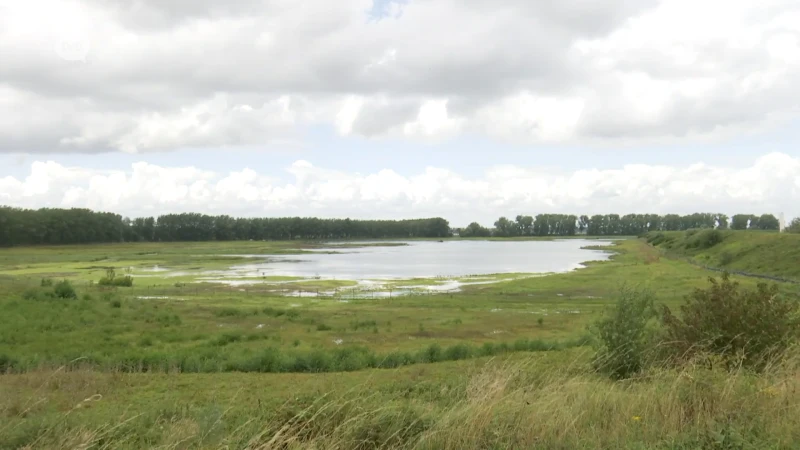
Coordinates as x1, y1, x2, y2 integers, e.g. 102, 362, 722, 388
2, 233, 800, 449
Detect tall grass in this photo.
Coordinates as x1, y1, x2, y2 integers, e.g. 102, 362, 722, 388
0, 337, 589, 374
4, 350, 800, 449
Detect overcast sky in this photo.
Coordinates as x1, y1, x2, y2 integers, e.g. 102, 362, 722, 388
1, 0, 799, 226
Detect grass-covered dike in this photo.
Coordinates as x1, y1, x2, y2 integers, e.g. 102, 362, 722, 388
645, 228, 800, 280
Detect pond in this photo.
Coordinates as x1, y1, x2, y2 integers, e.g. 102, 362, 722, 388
226, 239, 613, 281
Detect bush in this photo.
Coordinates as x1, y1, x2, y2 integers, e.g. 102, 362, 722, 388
479, 342, 497, 357
418, 343, 443, 363
40, 278, 53, 287
589, 286, 658, 379
316, 323, 332, 331
378, 351, 414, 369
687, 229, 724, 250
444, 343, 472, 361
661, 272, 800, 370
53, 280, 77, 299
98, 276, 133, 287
98, 267, 133, 287
110, 299, 122, 308
719, 251, 734, 266
647, 232, 666, 245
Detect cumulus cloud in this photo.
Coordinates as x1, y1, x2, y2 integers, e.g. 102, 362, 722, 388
2, 0, 799, 152
1, 153, 798, 225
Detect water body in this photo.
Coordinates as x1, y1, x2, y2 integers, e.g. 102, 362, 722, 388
228, 239, 612, 281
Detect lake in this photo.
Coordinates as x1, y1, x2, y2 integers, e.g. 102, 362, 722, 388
227, 239, 613, 281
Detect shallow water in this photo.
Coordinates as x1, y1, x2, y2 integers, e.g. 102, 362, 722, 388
229, 239, 611, 280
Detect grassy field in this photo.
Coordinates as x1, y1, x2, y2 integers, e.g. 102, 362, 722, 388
2, 234, 800, 448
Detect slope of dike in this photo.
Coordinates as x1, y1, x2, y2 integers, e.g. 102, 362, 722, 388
645, 229, 800, 281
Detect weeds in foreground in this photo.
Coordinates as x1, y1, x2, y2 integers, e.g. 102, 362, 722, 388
4, 351, 800, 449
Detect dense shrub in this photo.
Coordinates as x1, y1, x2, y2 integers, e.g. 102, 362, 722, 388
420, 344, 444, 363
0, 335, 584, 374
377, 351, 414, 369
98, 267, 133, 287
98, 276, 133, 287
444, 343, 472, 361
686, 229, 724, 249
661, 272, 800, 370
645, 232, 677, 249
590, 286, 658, 379
40, 278, 53, 287
646, 232, 665, 245
718, 251, 735, 266
53, 280, 77, 299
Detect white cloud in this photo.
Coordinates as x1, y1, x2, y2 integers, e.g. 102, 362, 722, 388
2, 0, 799, 152
2, 153, 798, 225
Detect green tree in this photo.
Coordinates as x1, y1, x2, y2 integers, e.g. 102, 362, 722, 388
755, 214, 780, 231
716, 214, 729, 229
578, 215, 590, 234
731, 214, 757, 230
515, 215, 534, 236
461, 222, 491, 237
786, 217, 800, 233
493, 217, 515, 237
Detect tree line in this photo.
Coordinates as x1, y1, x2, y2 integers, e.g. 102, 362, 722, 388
457, 212, 782, 237
0, 207, 451, 246
0, 206, 785, 246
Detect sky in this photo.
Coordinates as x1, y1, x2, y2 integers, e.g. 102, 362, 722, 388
1, 0, 799, 226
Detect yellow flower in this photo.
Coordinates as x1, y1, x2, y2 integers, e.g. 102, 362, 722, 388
632, 416, 641, 422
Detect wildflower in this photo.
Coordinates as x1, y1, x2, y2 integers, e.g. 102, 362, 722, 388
632, 416, 641, 422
